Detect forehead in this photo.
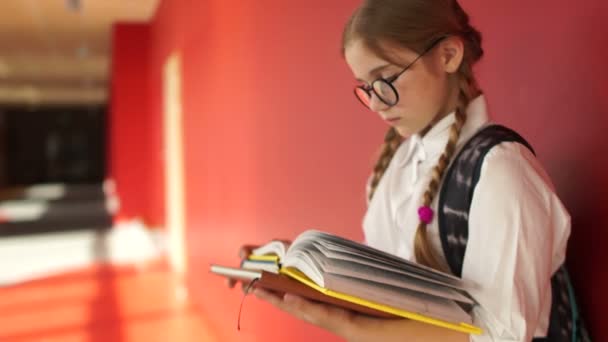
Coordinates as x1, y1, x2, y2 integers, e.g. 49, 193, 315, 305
344, 39, 417, 80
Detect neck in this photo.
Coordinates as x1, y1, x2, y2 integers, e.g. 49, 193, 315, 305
420, 82, 461, 137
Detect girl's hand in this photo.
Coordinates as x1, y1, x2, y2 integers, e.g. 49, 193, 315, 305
253, 288, 470, 342
253, 288, 360, 339
226, 240, 292, 290
226, 244, 259, 290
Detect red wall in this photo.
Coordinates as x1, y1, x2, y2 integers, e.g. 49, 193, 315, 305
465, 1, 608, 337
109, 0, 608, 340
108, 24, 159, 225
145, 1, 372, 340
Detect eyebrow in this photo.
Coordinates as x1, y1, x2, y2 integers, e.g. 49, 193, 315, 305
355, 64, 391, 83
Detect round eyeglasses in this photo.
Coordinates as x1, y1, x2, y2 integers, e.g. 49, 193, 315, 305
354, 36, 446, 109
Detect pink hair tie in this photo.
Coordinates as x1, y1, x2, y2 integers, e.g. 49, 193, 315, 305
418, 206, 434, 224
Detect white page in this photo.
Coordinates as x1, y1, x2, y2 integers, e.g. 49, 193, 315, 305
309, 230, 462, 284
284, 241, 470, 305
325, 273, 472, 324
314, 241, 472, 302
241, 260, 280, 274
252, 240, 288, 258
319, 254, 473, 304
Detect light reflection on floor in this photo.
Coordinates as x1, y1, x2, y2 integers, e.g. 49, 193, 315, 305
0, 260, 216, 342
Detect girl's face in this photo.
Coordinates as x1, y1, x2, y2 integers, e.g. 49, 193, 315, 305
344, 38, 460, 137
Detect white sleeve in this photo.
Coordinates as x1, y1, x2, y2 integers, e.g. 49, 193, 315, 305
462, 142, 571, 342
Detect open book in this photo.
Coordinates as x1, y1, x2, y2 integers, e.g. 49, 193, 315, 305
211, 229, 482, 335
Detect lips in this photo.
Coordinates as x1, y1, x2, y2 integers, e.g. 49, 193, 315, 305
384, 117, 401, 123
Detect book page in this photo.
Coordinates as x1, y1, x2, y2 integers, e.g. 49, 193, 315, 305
269, 230, 476, 307
315, 240, 462, 286
320, 254, 473, 304
313, 241, 472, 303
252, 240, 289, 258
282, 249, 326, 285
316, 239, 439, 279
241, 260, 280, 274
325, 273, 472, 324
310, 230, 462, 284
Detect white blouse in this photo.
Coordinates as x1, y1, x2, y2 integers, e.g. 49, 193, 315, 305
362, 95, 571, 341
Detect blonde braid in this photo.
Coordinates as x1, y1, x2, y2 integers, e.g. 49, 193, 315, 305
413, 72, 480, 272
368, 127, 402, 202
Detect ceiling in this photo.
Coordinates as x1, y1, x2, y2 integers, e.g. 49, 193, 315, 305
0, 0, 160, 106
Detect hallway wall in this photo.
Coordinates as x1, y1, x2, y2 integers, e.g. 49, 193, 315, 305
108, 24, 159, 225
109, 0, 608, 340
463, 1, 608, 335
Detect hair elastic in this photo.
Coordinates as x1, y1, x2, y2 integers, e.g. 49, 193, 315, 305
418, 206, 434, 224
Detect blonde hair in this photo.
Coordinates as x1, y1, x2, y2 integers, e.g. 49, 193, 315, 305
344, 0, 483, 272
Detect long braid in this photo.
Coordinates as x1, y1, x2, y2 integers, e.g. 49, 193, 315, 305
368, 127, 402, 202
413, 66, 481, 272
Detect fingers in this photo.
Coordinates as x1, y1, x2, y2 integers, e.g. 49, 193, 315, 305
240, 280, 256, 294
253, 289, 323, 324
254, 288, 357, 335
225, 244, 260, 289
225, 277, 254, 294
238, 245, 258, 259
283, 293, 333, 325
253, 288, 284, 307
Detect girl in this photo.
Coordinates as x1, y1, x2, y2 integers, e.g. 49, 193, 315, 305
253, 0, 583, 341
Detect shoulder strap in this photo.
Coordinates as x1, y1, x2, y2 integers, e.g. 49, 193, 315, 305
437, 125, 592, 341
437, 124, 534, 277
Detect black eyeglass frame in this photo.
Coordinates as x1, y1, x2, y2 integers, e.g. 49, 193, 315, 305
354, 36, 448, 109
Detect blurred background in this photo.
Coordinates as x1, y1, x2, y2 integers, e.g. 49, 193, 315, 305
0, 0, 606, 341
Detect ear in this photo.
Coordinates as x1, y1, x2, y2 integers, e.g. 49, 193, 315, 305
438, 36, 465, 74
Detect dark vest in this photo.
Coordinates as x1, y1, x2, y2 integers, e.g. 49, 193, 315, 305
437, 124, 591, 342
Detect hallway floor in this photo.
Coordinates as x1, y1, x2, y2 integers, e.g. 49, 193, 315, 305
0, 260, 214, 342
